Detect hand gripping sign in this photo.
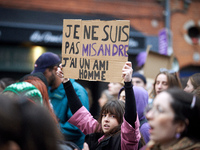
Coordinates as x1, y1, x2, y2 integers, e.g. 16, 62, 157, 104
62, 19, 130, 82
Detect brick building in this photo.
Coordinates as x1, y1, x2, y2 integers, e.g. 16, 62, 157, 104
171, 1, 200, 75
0, 0, 199, 74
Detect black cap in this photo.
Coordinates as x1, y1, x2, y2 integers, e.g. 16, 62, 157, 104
132, 72, 147, 84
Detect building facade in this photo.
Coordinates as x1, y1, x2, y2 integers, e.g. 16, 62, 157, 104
0, 0, 199, 115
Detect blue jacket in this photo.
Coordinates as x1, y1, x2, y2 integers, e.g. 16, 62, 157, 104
48, 79, 89, 149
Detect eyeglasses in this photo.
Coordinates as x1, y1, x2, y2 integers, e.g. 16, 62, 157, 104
160, 68, 176, 74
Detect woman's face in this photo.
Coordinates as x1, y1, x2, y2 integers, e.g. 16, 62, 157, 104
155, 74, 169, 96
108, 82, 123, 97
146, 92, 180, 145
184, 79, 194, 93
101, 113, 119, 133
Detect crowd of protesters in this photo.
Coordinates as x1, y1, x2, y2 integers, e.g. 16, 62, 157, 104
0, 51, 200, 150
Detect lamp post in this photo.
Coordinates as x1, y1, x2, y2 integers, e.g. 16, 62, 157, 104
165, 0, 173, 55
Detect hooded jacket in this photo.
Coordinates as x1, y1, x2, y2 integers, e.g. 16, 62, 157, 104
118, 86, 150, 143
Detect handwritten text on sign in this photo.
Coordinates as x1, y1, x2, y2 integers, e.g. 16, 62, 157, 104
62, 20, 130, 82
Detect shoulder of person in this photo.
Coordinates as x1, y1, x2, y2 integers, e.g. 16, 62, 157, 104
58, 140, 81, 150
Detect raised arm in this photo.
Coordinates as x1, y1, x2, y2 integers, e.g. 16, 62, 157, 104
56, 66, 82, 114
56, 65, 99, 134
122, 62, 137, 127
121, 62, 140, 150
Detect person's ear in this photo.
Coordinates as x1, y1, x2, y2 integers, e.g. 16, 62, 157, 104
53, 65, 58, 71
177, 119, 188, 133
144, 83, 147, 89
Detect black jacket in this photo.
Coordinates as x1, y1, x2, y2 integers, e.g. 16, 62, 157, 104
85, 132, 121, 150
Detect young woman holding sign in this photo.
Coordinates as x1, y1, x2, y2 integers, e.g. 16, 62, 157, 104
57, 62, 140, 150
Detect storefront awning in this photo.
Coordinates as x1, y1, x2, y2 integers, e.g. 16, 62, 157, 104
0, 7, 148, 53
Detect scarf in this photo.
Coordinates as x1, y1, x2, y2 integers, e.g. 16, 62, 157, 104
144, 137, 200, 150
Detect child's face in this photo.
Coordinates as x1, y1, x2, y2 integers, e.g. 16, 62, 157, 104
101, 113, 119, 133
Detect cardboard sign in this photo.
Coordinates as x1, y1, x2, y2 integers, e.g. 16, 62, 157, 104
61, 19, 130, 82
143, 45, 174, 80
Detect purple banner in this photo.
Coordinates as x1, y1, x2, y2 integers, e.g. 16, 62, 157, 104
158, 28, 168, 55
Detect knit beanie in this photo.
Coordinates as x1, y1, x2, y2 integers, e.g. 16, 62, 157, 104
3, 82, 43, 106
132, 72, 147, 85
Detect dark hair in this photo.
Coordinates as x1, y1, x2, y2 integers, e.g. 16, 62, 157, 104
150, 71, 182, 98
189, 73, 200, 98
95, 100, 125, 136
0, 77, 16, 92
0, 95, 62, 150
23, 76, 58, 124
20, 72, 48, 89
180, 77, 189, 89
189, 73, 200, 89
166, 88, 200, 142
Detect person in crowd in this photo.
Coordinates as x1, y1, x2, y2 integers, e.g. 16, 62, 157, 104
0, 77, 16, 93
107, 82, 123, 99
20, 72, 49, 89
57, 62, 140, 150
19, 73, 49, 105
184, 73, 200, 98
118, 85, 150, 144
141, 88, 200, 150
31, 52, 89, 149
2, 81, 43, 106
98, 89, 114, 108
132, 72, 147, 89
2, 81, 81, 150
180, 76, 189, 90
0, 94, 62, 150
149, 68, 182, 104
20, 74, 58, 124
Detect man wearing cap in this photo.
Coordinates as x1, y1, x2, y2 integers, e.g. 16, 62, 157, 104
32, 52, 89, 149
132, 72, 147, 89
